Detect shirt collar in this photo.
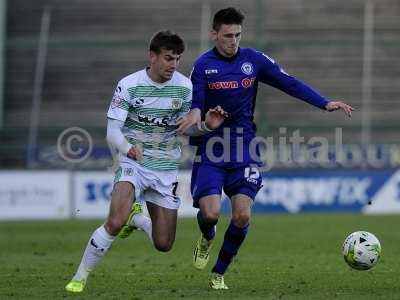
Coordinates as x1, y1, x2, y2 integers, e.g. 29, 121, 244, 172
212, 47, 241, 61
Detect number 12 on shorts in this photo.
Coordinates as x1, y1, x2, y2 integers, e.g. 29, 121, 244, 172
244, 167, 260, 185
244, 167, 260, 179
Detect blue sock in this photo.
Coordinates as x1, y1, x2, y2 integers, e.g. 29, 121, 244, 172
212, 222, 249, 275
197, 211, 217, 241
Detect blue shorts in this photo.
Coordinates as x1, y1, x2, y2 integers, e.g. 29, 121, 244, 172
191, 162, 263, 208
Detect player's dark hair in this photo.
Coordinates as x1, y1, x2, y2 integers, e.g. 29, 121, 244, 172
149, 30, 185, 55
212, 7, 245, 31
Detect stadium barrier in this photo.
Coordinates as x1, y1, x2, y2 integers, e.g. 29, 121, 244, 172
0, 171, 71, 219
1, 169, 400, 220
222, 169, 400, 214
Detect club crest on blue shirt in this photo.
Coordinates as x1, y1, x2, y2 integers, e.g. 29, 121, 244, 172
241, 62, 253, 75
172, 99, 182, 109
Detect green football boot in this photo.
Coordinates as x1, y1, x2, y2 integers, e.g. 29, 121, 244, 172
193, 234, 213, 270
209, 273, 228, 290
118, 202, 142, 239
65, 279, 86, 293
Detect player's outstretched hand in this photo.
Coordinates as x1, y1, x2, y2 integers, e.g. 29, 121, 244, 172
325, 101, 354, 118
177, 108, 201, 134
205, 105, 228, 130
127, 145, 143, 161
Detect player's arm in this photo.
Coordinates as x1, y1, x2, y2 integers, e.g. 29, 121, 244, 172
106, 82, 142, 160
177, 63, 206, 134
178, 106, 228, 136
106, 118, 142, 160
256, 52, 354, 117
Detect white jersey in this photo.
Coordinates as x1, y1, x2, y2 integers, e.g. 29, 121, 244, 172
107, 69, 192, 170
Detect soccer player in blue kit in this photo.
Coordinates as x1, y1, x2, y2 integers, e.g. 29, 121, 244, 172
177, 7, 354, 289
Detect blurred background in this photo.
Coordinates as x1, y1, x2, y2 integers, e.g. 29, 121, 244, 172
1, 0, 400, 219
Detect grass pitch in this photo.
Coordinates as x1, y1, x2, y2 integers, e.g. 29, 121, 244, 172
1, 214, 399, 300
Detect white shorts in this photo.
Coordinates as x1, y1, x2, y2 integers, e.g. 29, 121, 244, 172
113, 160, 180, 210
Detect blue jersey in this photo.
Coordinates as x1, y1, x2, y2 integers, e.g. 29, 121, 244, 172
190, 47, 329, 166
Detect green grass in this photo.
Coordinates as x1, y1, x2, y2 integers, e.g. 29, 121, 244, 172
1, 215, 400, 300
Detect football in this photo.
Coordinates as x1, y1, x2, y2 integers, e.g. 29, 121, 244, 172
342, 231, 381, 270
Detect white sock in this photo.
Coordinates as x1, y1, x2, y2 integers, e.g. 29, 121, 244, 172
73, 225, 115, 281
131, 213, 153, 244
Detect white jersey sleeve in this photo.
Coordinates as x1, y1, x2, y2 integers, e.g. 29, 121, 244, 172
176, 81, 192, 119
107, 81, 131, 122
106, 118, 132, 155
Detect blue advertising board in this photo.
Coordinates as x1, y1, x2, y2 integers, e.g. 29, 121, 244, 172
222, 169, 400, 214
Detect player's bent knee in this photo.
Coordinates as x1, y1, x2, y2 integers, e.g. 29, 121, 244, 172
231, 212, 250, 228
202, 211, 219, 225
154, 244, 172, 253
105, 217, 125, 235
154, 239, 174, 252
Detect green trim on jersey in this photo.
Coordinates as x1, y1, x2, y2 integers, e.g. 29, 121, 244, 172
139, 156, 180, 170
129, 106, 178, 117
117, 100, 130, 111
124, 117, 176, 133
179, 101, 191, 113
128, 137, 180, 151
127, 85, 191, 99
114, 167, 122, 183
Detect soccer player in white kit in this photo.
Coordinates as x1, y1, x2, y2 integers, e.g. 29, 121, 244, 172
65, 30, 227, 293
